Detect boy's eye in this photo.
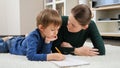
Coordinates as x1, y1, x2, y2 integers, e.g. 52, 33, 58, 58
51, 29, 55, 31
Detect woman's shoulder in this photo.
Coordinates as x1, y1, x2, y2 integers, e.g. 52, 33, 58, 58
89, 20, 96, 26
61, 16, 68, 27
61, 16, 68, 22
86, 20, 98, 30
90, 20, 95, 24
61, 16, 68, 19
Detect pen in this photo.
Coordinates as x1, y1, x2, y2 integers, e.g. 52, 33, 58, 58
55, 47, 62, 54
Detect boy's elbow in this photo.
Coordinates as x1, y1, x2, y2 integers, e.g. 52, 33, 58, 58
26, 53, 36, 61
27, 55, 33, 61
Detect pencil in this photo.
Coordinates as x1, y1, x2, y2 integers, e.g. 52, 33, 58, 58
55, 47, 62, 54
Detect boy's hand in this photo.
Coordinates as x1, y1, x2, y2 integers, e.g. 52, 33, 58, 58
45, 36, 57, 43
47, 53, 65, 61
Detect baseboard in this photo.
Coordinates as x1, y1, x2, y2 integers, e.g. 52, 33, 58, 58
0, 35, 25, 38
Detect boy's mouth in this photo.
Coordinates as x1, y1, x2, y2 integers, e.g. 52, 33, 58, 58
47, 36, 57, 38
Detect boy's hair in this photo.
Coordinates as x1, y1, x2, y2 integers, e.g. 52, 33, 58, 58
71, 4, 92, 26
36, 9, 62, 28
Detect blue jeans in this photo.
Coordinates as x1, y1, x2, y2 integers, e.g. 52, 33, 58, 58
0, 38, 9, 53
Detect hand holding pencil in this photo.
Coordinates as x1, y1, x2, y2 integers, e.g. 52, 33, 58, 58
47, 53, 65, 61
47, 47, 65, 61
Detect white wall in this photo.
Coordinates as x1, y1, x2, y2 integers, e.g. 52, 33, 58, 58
0, 0, 8, 34
0, 0, 43, 35
20, 0, 44, 34
0, 0, 20, 35
6, 0, 20, 35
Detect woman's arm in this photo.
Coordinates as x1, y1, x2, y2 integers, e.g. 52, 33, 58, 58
88, 20, 105, 55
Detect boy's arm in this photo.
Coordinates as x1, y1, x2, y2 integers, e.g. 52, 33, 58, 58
26, 38, 51, 61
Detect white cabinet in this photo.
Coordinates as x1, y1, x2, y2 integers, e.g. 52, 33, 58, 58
44, 0, 78, 16
92, 5, 120, 37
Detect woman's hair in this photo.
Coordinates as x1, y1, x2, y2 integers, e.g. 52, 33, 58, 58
36, 9, 62, 28
71, 4, 92, 26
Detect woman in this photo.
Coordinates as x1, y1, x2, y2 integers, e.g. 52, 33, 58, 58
52, 4, 105, 56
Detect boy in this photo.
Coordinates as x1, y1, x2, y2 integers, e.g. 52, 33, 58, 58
0, 9, 65, 61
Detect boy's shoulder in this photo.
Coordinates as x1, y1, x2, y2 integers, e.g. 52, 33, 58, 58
26, 28, 41, 39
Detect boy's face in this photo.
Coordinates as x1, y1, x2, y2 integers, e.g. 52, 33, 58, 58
39, 24, 60, 40
67, 13, 88, 33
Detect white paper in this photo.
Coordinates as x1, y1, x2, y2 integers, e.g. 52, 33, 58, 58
51, 55, 89, 67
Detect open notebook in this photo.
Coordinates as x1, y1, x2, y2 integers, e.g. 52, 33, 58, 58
50, 55, 89, 67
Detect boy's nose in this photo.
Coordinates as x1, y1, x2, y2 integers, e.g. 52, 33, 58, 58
54, 31, 58, 35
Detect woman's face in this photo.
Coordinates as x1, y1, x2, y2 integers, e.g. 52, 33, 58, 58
67, 13, 88, 33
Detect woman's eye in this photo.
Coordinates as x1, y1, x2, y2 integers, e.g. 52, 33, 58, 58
72, 24, 75, 27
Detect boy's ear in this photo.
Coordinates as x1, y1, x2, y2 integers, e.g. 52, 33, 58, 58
38, 25, 44, 31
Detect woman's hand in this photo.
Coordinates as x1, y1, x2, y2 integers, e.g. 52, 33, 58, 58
74, 46, 99, 56
47, 53, 65, 61
61, 42, 73, 48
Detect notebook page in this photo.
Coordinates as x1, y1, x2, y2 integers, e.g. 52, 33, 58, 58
51, 55, 89, 67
